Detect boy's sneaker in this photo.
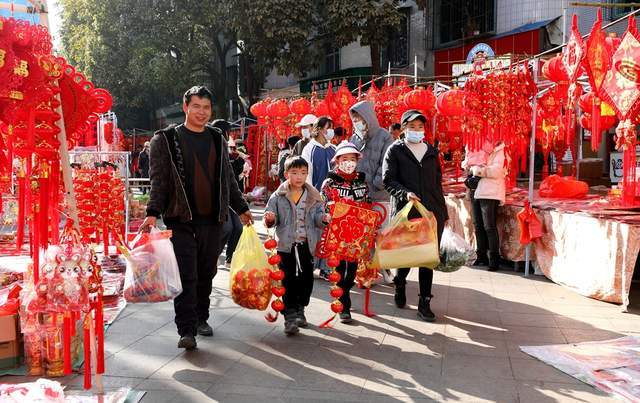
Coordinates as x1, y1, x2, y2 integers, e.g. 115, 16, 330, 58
284, 319, 299, 335
296, 307, 308, 328
339, 312, 353, 324
177, 333, 197, 350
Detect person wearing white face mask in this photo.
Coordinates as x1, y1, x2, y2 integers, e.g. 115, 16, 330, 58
382, 110, 448, 323
301, 116, 337, 191
292, 114, 317, 157
349, 101, 394, 202
321, 141, 370, 323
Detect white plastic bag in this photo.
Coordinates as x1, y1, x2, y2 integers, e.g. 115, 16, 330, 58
436, 228, 475, 273
122, 228, 182, 302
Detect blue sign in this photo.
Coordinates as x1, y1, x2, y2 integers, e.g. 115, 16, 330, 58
466, 43, 495, 64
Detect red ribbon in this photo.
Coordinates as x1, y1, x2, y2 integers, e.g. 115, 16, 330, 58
83, 321, 91, 389
63, 314, 72, 375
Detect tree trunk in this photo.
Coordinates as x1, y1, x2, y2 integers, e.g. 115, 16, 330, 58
370, 42, 381, 77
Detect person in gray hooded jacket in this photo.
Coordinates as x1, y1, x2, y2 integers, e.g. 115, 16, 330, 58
349, 101, 394, 202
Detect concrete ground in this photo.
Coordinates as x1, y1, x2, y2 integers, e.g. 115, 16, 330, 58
3, 207, 639, 402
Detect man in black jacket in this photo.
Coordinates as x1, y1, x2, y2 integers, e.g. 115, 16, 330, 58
140, 86, 252, 350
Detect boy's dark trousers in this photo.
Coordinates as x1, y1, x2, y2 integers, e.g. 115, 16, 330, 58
279, 242, 315, 317
167, 221, 222, 336
336, 260, 358, 313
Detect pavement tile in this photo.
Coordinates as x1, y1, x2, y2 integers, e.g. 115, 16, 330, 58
510, 358, 581, 384
502, 325, 567, 344
499, 312, 558, 328
442, 353, 514, 380
560, 328, 623, 343
516, 381, 617, 403
444, 337, 509, 357
118, 334, 186, 357
104, 352, 174, 379
149, 351, 237, 382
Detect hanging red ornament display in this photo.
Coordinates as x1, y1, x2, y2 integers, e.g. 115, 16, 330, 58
601, 15, 640, 205
403, 87, 436, 116
264, 237, 285, 322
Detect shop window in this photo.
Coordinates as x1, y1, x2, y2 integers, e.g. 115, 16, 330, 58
324, 45, 340, 74
610, 0, 638, 20
437, 0, 495, 45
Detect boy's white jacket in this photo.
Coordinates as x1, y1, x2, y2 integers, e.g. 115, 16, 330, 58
265, 181, 326, 253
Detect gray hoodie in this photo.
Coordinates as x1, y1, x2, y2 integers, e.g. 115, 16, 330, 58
349, 101, 394, 201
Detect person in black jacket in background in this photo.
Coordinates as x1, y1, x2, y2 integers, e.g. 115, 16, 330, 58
382, 110, 448, 322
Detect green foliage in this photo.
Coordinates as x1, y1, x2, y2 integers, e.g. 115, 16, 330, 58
59, 0, 405, 127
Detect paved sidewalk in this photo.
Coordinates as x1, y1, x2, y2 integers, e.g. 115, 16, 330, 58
4, 208, 639, 402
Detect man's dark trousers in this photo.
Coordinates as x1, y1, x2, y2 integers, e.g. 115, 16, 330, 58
168, 221, 222, 336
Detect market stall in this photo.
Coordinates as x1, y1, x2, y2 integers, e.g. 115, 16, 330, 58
0, 15, 132, 398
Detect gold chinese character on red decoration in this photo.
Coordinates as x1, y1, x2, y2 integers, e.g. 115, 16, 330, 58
14, 60, 29, 77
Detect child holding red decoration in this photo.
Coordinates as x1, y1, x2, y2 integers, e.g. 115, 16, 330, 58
321, 141, 371, 324
264, 157, 327, 335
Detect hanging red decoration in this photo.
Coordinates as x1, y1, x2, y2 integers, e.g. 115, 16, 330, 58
601, 15, 640, 205
289, 97, 311, 117
403, 87, 435, 115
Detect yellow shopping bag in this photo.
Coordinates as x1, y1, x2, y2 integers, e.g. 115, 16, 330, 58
229, 225, 272, 310
374, 200, 440, 269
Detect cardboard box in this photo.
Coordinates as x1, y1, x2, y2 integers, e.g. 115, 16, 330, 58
0, 340, 21, 369
0, 314, 18, 343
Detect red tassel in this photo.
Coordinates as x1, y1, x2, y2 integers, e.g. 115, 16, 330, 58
363, 288, 375, 317
592, 100, 601, 151
83, 323, 91, 389
96, 295, 104, 374
16, 176, 26, 252
32, 200, 40, 285
39, 176, 49, 249
318, 315, 337, 329
103, 224, 109, 255
264, 312, 278, 322
71, 312, 77, 337
63, 314, 72, 375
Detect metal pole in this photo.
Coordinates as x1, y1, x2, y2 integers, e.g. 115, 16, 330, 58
414, 55, 418, 85
562, 6, 568, 43
524, 59, 539, 277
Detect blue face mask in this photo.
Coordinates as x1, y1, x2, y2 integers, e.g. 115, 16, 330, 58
405, 130, 425, 143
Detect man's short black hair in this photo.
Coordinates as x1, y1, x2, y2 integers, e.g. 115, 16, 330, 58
390, 123, 401, 131
184, 86, 213, 105
284, 156, 308, 172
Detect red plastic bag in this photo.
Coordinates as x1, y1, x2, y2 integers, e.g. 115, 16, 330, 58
121, 228, 182, 303
539, 175, 589, 199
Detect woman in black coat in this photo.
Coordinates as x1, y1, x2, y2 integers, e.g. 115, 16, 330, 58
382, 110, 448, 322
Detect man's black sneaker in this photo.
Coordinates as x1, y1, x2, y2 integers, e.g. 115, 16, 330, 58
284, 319, 299, 335
197, 321, 213, 337
296, 307, 308, 328
178, 334, 197, 350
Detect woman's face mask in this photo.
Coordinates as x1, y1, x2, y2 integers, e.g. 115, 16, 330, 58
325, 128, 335, 141
405, 130, 425, 144
301, 127, 311, 139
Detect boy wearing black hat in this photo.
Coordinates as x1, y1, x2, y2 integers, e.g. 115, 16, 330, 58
382, 110, 448, 322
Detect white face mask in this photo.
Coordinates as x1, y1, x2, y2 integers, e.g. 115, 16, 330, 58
405, 130, 425, 144
353, 120, 366, 134
325, 128, 335, 141
301, 128, 311, 139
338, 160, 357, 174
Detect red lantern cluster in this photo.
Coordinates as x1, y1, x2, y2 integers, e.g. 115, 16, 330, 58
73, 164, 125, 252
264, 237, 286, 322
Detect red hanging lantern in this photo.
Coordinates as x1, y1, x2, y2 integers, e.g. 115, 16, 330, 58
436, 89, 465, 116
289, 98, 311, 116
250, 99, 269, 119
542, 55, 569, 85
266, 99, 290, 119
403, 88, 435, 115
579, 113, 592, 130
